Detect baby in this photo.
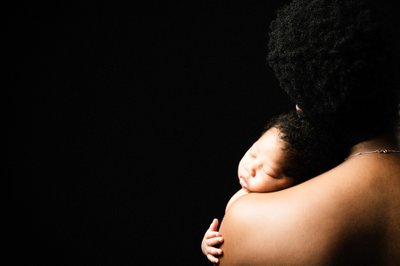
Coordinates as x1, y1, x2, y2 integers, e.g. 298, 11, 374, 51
201, 111, 346, 264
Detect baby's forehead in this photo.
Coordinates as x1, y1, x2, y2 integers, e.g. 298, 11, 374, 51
256, 127, 291, 172
259, 127, 284, 142
263, 126, 282, 135
257, 127, 289, 149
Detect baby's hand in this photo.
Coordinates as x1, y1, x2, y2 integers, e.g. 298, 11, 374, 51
201, 218, 224, 264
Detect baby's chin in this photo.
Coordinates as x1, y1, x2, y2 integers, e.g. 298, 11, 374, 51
241, 187, 250, 193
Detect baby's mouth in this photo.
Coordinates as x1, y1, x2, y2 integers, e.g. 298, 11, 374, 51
239, 178, 248, 190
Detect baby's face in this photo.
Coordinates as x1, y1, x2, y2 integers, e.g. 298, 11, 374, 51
237, 127, 295, 193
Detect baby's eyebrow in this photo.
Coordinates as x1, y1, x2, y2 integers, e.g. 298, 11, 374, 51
253, 143, 262, 153
249, 145, 259, 156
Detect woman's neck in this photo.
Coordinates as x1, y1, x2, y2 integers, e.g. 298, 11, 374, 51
348, 132, 400, 157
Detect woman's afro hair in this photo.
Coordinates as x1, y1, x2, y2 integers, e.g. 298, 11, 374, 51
267, 0, 399, 145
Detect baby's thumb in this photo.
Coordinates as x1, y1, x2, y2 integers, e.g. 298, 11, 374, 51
209, 218, 219, 231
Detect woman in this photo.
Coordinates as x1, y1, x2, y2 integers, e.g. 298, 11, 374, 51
217, 0, 400, 265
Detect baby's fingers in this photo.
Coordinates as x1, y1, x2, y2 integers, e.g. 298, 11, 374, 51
205, 230, 221, 239
209, 218, 219, 232
207, 254, 220, 264
206, 245, 223, 256
207, 236, 224, 247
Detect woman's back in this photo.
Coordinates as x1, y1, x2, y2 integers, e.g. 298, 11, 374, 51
218, 148, 400, 265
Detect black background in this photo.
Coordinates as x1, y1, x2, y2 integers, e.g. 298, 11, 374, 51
9, 1, 293, 265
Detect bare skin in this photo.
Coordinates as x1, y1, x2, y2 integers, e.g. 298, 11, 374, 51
218, 134, 400, 265
201, 127, 296, 264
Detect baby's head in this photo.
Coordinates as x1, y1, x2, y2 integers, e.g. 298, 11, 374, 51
238, 111, 347, 193
238, 126, 295, 193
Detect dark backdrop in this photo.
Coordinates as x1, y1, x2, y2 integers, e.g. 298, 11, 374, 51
9, 1, 292, 265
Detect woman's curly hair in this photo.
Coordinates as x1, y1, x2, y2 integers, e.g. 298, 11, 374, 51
267, 0, 399, 145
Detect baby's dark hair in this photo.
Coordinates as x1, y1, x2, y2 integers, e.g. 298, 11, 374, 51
267, 0, 399, 146
264, 111, 347, 181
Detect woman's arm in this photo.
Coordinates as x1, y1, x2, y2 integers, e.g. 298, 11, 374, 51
218, 192, 315, 266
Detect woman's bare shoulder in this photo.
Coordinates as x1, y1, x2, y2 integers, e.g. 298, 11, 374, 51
218, 156, 400, 265
218, 183, 341, 265
225, 188, 248, 213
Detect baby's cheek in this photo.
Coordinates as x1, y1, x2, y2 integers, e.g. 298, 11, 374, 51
255, 175, 280, 192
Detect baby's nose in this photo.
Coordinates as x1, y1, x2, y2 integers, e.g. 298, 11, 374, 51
243, 164, 256, 177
